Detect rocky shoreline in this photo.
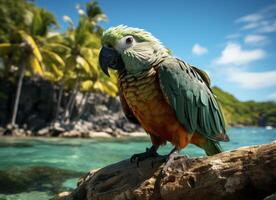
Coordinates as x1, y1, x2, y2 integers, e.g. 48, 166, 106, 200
0, 77, 145, 138
0, 105, 146, 138
0, 127, 147, 138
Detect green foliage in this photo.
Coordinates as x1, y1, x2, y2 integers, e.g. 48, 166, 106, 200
0, 0, 31, 42
0, 0, 57, 42
29, 7, 58, 37
0, 0, 58, 77
49, 1, 117, 96
213, 87, 276, 126
0, 0, 117, 96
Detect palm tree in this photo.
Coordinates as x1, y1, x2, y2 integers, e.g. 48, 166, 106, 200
38, 32, 71, 124
0, 6, 58, 128
58, 17, 102, 123
52, 1, 117, 123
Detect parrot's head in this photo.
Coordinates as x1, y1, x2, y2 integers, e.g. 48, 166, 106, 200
99, 25, 169, 76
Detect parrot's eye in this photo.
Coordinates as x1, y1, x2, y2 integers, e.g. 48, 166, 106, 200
115, 36, 135, 52
125, 37, 133, 44
107, 44, 113, 48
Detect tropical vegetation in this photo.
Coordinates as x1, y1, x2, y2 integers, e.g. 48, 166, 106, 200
0, 0, 117, 128
213, 87, 276, 126
0, 0, 275, 131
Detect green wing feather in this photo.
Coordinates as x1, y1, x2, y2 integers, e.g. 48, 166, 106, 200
158, 57, 229, 142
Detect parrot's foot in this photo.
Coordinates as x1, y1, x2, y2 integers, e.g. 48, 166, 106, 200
130, 145, 159, 167
160, 148, 182, 176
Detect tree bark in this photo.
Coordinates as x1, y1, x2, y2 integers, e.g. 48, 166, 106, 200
60, 142, 276, 200
53, 82, 64, 123
62, 79, 80, 123
67, 84, 79, 121
10, 64, 25, 127
72, 92, 89, 121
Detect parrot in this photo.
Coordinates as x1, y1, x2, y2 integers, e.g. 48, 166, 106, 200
99, 25, 229, 172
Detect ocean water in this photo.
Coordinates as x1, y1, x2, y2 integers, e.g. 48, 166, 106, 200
0, 127, 275, 200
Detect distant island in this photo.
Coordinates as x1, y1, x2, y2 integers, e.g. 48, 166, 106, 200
212, 87, 276, 127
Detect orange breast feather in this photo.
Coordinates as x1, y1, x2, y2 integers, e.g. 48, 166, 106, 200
120, 70, 191, 149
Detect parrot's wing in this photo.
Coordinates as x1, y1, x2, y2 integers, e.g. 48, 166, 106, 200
191, 65, 211, 87
118, 87, 140, 125
158, 57, 229, 142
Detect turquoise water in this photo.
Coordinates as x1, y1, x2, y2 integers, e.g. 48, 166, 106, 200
0, 127, 275, 200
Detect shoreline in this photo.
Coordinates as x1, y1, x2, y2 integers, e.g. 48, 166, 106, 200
0, 129, 148, 139
0, 126, 274, 140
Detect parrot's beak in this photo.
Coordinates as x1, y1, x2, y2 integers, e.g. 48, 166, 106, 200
99, 46, 125, 76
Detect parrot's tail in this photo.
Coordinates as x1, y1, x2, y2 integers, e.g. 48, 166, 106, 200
190, 133, 223, 156
204, 140, 223, 156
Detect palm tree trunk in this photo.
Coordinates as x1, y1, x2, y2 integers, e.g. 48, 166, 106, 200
53, 81, 64, 123
72, 92, 89, 121
10, 64, 25, 127
68, 87, 80, 121
62, 79, 80, 123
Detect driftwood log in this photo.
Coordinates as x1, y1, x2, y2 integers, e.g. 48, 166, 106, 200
59, 142, 276, 200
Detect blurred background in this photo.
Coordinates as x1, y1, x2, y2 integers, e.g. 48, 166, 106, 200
0, 0, 275, 199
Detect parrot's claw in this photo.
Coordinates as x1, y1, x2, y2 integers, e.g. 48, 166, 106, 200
130, 145, 159, 167
160, 148, 181, 176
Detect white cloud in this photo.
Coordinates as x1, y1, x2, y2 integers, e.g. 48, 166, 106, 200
236, 13, 263, 23
228, 69, 276, 89
215, 43, 266, 66
258, 20, 276, 33
217, 5, 276, 93
267, 92, 276, 101
192, 43, 208, 56
244, 34, 267, 44
236, 4, 276, 33
226, 33, 240, 39
241, 20, 276, 33
241, 21, 265, 30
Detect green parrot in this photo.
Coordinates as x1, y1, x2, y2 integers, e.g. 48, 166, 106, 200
99, 25, 229, 172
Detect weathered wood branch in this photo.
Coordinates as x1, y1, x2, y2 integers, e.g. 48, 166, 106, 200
59, 142, 276, 200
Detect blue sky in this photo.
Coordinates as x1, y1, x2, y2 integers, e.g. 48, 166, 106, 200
36, 0, 276, 102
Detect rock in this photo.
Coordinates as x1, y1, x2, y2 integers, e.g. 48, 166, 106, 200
10, 128, 26, 137
37, 127, 50, 136
52, 122, 67, 132
264, 193, 276, 200
27, 115, 48, 131
88, 131, 112, 138
0, 127, 5, 136
60, 131, 82, 138
93, 105, 108, 115
123, 123, 138, 132
0, 166, 82, 195
52, 192, 71, 200
62, 142, 276, 200
6, 123, 17, 130
128, 132, 147, 137
107, 96, 121, 112
25, 130, 32, 136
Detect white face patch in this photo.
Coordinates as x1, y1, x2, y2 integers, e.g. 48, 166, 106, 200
115, 35, 136, 53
